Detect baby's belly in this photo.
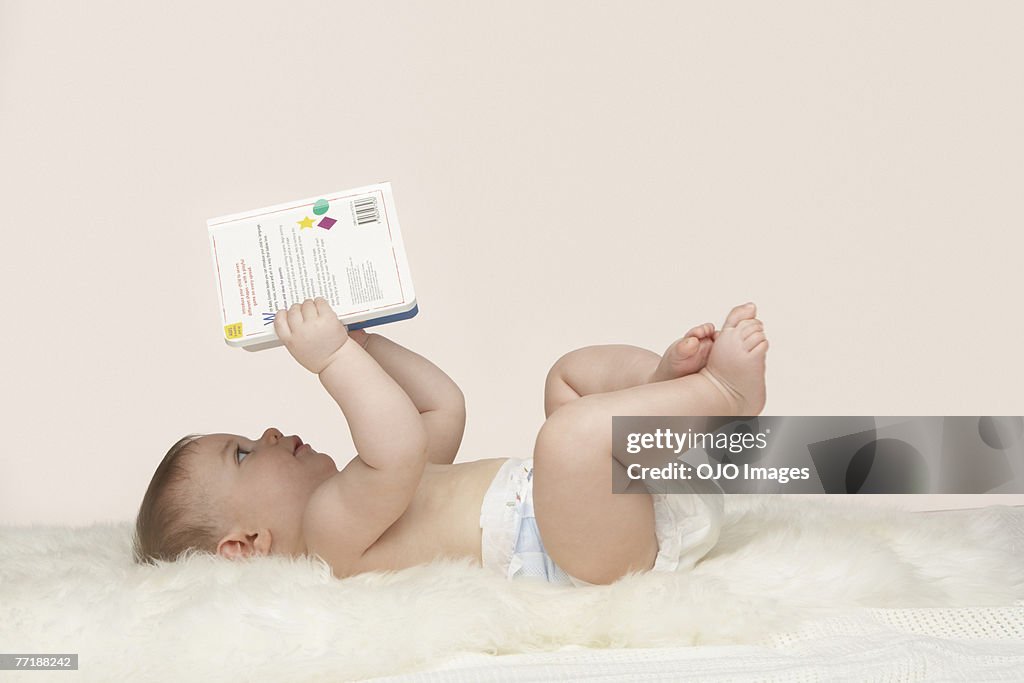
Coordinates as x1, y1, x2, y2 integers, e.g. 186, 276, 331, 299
348, 457, 509, 574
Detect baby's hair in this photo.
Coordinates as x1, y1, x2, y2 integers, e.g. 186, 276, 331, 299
132, 433, 224, 565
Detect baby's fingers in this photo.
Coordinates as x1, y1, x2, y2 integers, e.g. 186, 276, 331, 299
274, 308, 292, 341
286, 302, 304, 329
301, 298, 319, 321
313, 296, 334, 318
348, 328, 369, 347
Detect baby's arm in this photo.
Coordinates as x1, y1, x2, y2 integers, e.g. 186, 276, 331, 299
275, 299, 428, 572
351, 330, 466, 465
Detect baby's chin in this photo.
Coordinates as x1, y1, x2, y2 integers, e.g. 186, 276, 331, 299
294, 443, 340, 474
308, 449, 339, 473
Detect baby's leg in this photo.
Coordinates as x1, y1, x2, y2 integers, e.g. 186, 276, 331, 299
532, 312, 767, 585
544, 325, 717, 418
544, 344, 662, 419
544, 304, 757, 417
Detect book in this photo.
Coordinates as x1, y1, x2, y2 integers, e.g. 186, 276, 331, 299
208, 181, 418, 352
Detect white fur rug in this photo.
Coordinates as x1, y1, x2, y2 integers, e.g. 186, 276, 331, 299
2, 496, 1022, 682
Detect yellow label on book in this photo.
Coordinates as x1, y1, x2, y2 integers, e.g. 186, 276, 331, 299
224, 322, 243, 339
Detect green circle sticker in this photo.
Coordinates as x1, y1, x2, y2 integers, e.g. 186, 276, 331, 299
313, 199, 329, 216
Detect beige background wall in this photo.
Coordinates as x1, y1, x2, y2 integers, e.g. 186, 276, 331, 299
1, 1, 1022, 525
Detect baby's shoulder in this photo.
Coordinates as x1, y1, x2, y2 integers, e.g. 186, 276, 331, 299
301, 455, 426, 578
299, 474, 377, 579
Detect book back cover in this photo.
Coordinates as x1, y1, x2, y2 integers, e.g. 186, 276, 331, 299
208, 181, 417, 350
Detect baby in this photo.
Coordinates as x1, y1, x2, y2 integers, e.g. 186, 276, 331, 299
133, 299, 768, 587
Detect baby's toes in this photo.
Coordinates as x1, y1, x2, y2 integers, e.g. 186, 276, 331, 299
733, 319, 762, 348
684, 324, 710, 340
743, 329, 766, 351
737, 318, 763, 337
675, 335, 701, 357
723, 302, 757, 329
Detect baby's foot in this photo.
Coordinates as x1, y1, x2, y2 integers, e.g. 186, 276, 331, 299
650, 323, 716, 382
700, 303, 768, 415
712, 302, 756, 341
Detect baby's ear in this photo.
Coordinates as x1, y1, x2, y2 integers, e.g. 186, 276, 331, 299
216, 536, 246, 559
216, 531, 265, 559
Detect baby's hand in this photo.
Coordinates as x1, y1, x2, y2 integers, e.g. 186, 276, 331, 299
274, 297, 351, 374
347, 328, 371, 348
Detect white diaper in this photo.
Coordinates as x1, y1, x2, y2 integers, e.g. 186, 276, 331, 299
478, 457, 724, 587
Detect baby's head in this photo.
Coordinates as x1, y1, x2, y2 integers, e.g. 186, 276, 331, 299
133, 427, 338, 565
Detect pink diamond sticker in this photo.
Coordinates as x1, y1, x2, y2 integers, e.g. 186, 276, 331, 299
318, 216, 337, 229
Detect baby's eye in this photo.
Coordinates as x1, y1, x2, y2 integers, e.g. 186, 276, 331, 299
236, 447, 250, 463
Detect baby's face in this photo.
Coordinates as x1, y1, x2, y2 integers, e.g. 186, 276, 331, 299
186, 428, 338, 556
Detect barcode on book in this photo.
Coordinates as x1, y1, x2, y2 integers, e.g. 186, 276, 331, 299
354, 196, 380, 225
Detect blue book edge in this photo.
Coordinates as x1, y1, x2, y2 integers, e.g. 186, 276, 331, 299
241, 303, 420, 352
345, 303, 419, 331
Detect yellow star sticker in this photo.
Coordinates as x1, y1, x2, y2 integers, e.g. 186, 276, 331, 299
297, 216, 314, 230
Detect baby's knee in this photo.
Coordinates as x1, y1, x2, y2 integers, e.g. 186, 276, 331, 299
535, 401, 605, 458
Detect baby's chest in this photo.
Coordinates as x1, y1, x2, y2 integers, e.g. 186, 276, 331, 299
350, 487, 483, 573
